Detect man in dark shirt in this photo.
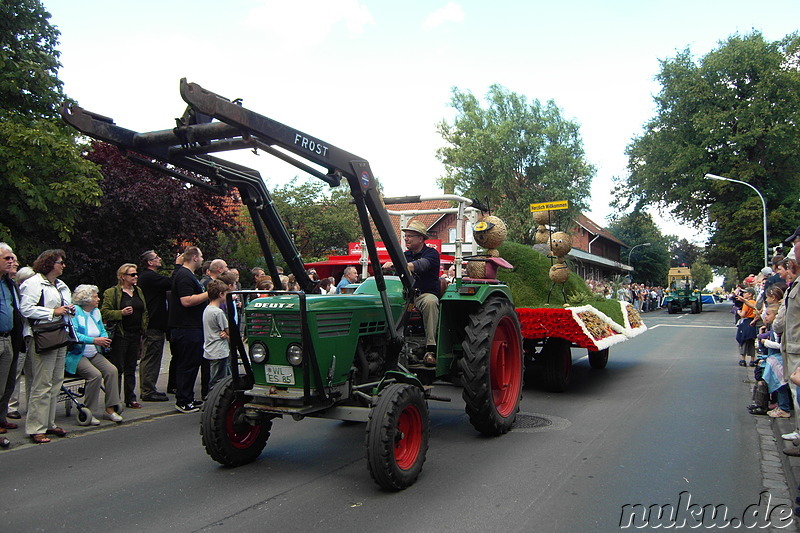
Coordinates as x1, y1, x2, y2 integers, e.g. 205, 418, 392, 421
169, 247, 209, 413
382, 220, 440, 366
137, 250, 172, 402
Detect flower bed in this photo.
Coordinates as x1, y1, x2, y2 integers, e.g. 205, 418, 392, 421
516, 301, 646, 351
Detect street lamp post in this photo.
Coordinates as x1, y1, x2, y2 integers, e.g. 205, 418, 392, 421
704, 173, 768, 268
627, 242, 652, 265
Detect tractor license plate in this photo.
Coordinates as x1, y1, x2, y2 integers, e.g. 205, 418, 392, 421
265, 365, 295, 385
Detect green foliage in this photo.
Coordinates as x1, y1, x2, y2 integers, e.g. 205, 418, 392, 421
690, 258, 714, 291
0, 0, 65, 123
270, 178, 361, 261
437, 85, 595, 243
606, 212, 670, 285
671, 238, 703, 268
722, 266, 739, 291
495, 241, 623, 324
616, 31, 800, 275
0, 120, 103, 261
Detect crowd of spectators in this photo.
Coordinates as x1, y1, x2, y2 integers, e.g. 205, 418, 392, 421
585, 280, 666, 312
0, 242, 346, 446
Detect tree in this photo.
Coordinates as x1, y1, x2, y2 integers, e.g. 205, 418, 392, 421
0, 0, 65, 123
63, 142, 241, 290
690, 258, 714, 291
437, 85, 595, 244
615, 31, 800, 275
0, 0, 103, 262
671, 238, 703, 268
606, 212, 670, 285
269, 178, 361, 262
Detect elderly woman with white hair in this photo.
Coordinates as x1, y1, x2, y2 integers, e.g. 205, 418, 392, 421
67, 285, 122, 424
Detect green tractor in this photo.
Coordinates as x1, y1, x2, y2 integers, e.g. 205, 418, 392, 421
62, 80, 523, 491
664, 268, 703, 314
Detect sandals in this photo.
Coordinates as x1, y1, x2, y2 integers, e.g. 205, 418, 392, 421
126, 401, 142, 409
31, 433, 51, 444
45, 427, 67, 438
0, 421, 18, 430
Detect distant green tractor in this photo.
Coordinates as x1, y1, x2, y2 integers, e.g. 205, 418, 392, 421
664, 271, 703, 314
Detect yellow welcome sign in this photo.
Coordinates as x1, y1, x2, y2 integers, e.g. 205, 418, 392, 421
530, 200, 569, 212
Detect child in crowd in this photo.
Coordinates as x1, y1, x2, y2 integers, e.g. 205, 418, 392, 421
736, 287, 759, 367
203, 280, 230, 391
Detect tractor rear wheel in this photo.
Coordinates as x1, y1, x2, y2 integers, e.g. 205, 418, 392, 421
459, 297, 523, 436
201, 375, 271, 467
541, 337, 572, 392
365, 383, 429, 491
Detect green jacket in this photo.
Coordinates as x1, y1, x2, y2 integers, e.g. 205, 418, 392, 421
100, 284, 149, 336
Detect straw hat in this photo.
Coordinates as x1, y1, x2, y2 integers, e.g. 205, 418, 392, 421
401, 220, 429, 239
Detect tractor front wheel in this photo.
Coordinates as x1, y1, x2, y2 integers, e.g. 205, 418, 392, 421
201, 375, 271, 467
365, 383, 429, 491
459, 297, 524, 436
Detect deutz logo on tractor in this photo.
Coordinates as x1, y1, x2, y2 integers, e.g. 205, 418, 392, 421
252, 302, 295, 309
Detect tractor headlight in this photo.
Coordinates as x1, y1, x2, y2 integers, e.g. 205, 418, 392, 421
286, 343, 303, 366
250, 342, 268, 364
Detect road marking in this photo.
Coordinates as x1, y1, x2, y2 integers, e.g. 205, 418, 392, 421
649, 324, 733, 329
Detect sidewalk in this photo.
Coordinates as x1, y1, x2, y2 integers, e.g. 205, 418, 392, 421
2, 348, 196, 451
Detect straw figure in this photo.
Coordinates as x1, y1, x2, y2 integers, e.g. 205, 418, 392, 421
466, 215, 507, 279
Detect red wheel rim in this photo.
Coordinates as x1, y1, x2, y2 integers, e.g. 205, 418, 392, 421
490, 315, 522, 417
394, 403, 423, 470
226, 399, 261, 449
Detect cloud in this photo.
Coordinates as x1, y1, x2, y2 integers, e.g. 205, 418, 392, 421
422, 2, 464, 31
246, 0, 374, 46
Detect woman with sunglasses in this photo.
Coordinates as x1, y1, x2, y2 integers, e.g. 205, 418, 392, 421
101, 263, 148, 409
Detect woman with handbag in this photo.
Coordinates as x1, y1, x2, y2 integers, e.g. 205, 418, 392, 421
18, 249, 74, 444
101, 263, 148, 409
67, 285, 123, 424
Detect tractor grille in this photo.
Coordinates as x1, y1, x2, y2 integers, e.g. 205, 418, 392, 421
246, 313, 301, 338
317, 312, 353, 338
358, 320, 386, 334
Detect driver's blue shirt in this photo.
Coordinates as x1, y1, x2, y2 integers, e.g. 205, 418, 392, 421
404, 245, 440, 297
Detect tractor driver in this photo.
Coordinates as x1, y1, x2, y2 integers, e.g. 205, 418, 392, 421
382, 220, 440, 367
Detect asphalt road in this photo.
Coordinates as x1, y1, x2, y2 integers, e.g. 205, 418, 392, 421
0, 303, 770, 532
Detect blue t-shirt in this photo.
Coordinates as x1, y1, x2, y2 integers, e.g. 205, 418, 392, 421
405, 245, 441, 296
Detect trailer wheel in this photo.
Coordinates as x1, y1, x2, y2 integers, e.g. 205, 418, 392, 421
459, 297, 523, 436
588, 348, 609, 369
365, 383, 429, 491
76, 406, 93, 426
201, 375, 271, 467
541, 337, 572, 392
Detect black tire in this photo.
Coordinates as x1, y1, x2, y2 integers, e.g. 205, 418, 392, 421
588, 348, 609, 369
459, 297, 524, 436
541, 337, 572, 392
691, 301, 700, 314
365, 383, 429, 491
201, 375, 271, 467
76, 406, 93, 426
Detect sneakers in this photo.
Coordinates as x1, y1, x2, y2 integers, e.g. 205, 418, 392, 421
769, 408, 792, 418
175, 402, 200, 413
739, 360, 747, 367
103, 411, 123, 423
89, 417, 101, 426
782, 431, 800, 441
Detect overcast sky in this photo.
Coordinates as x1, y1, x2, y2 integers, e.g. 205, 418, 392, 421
45, 0, 800, 244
